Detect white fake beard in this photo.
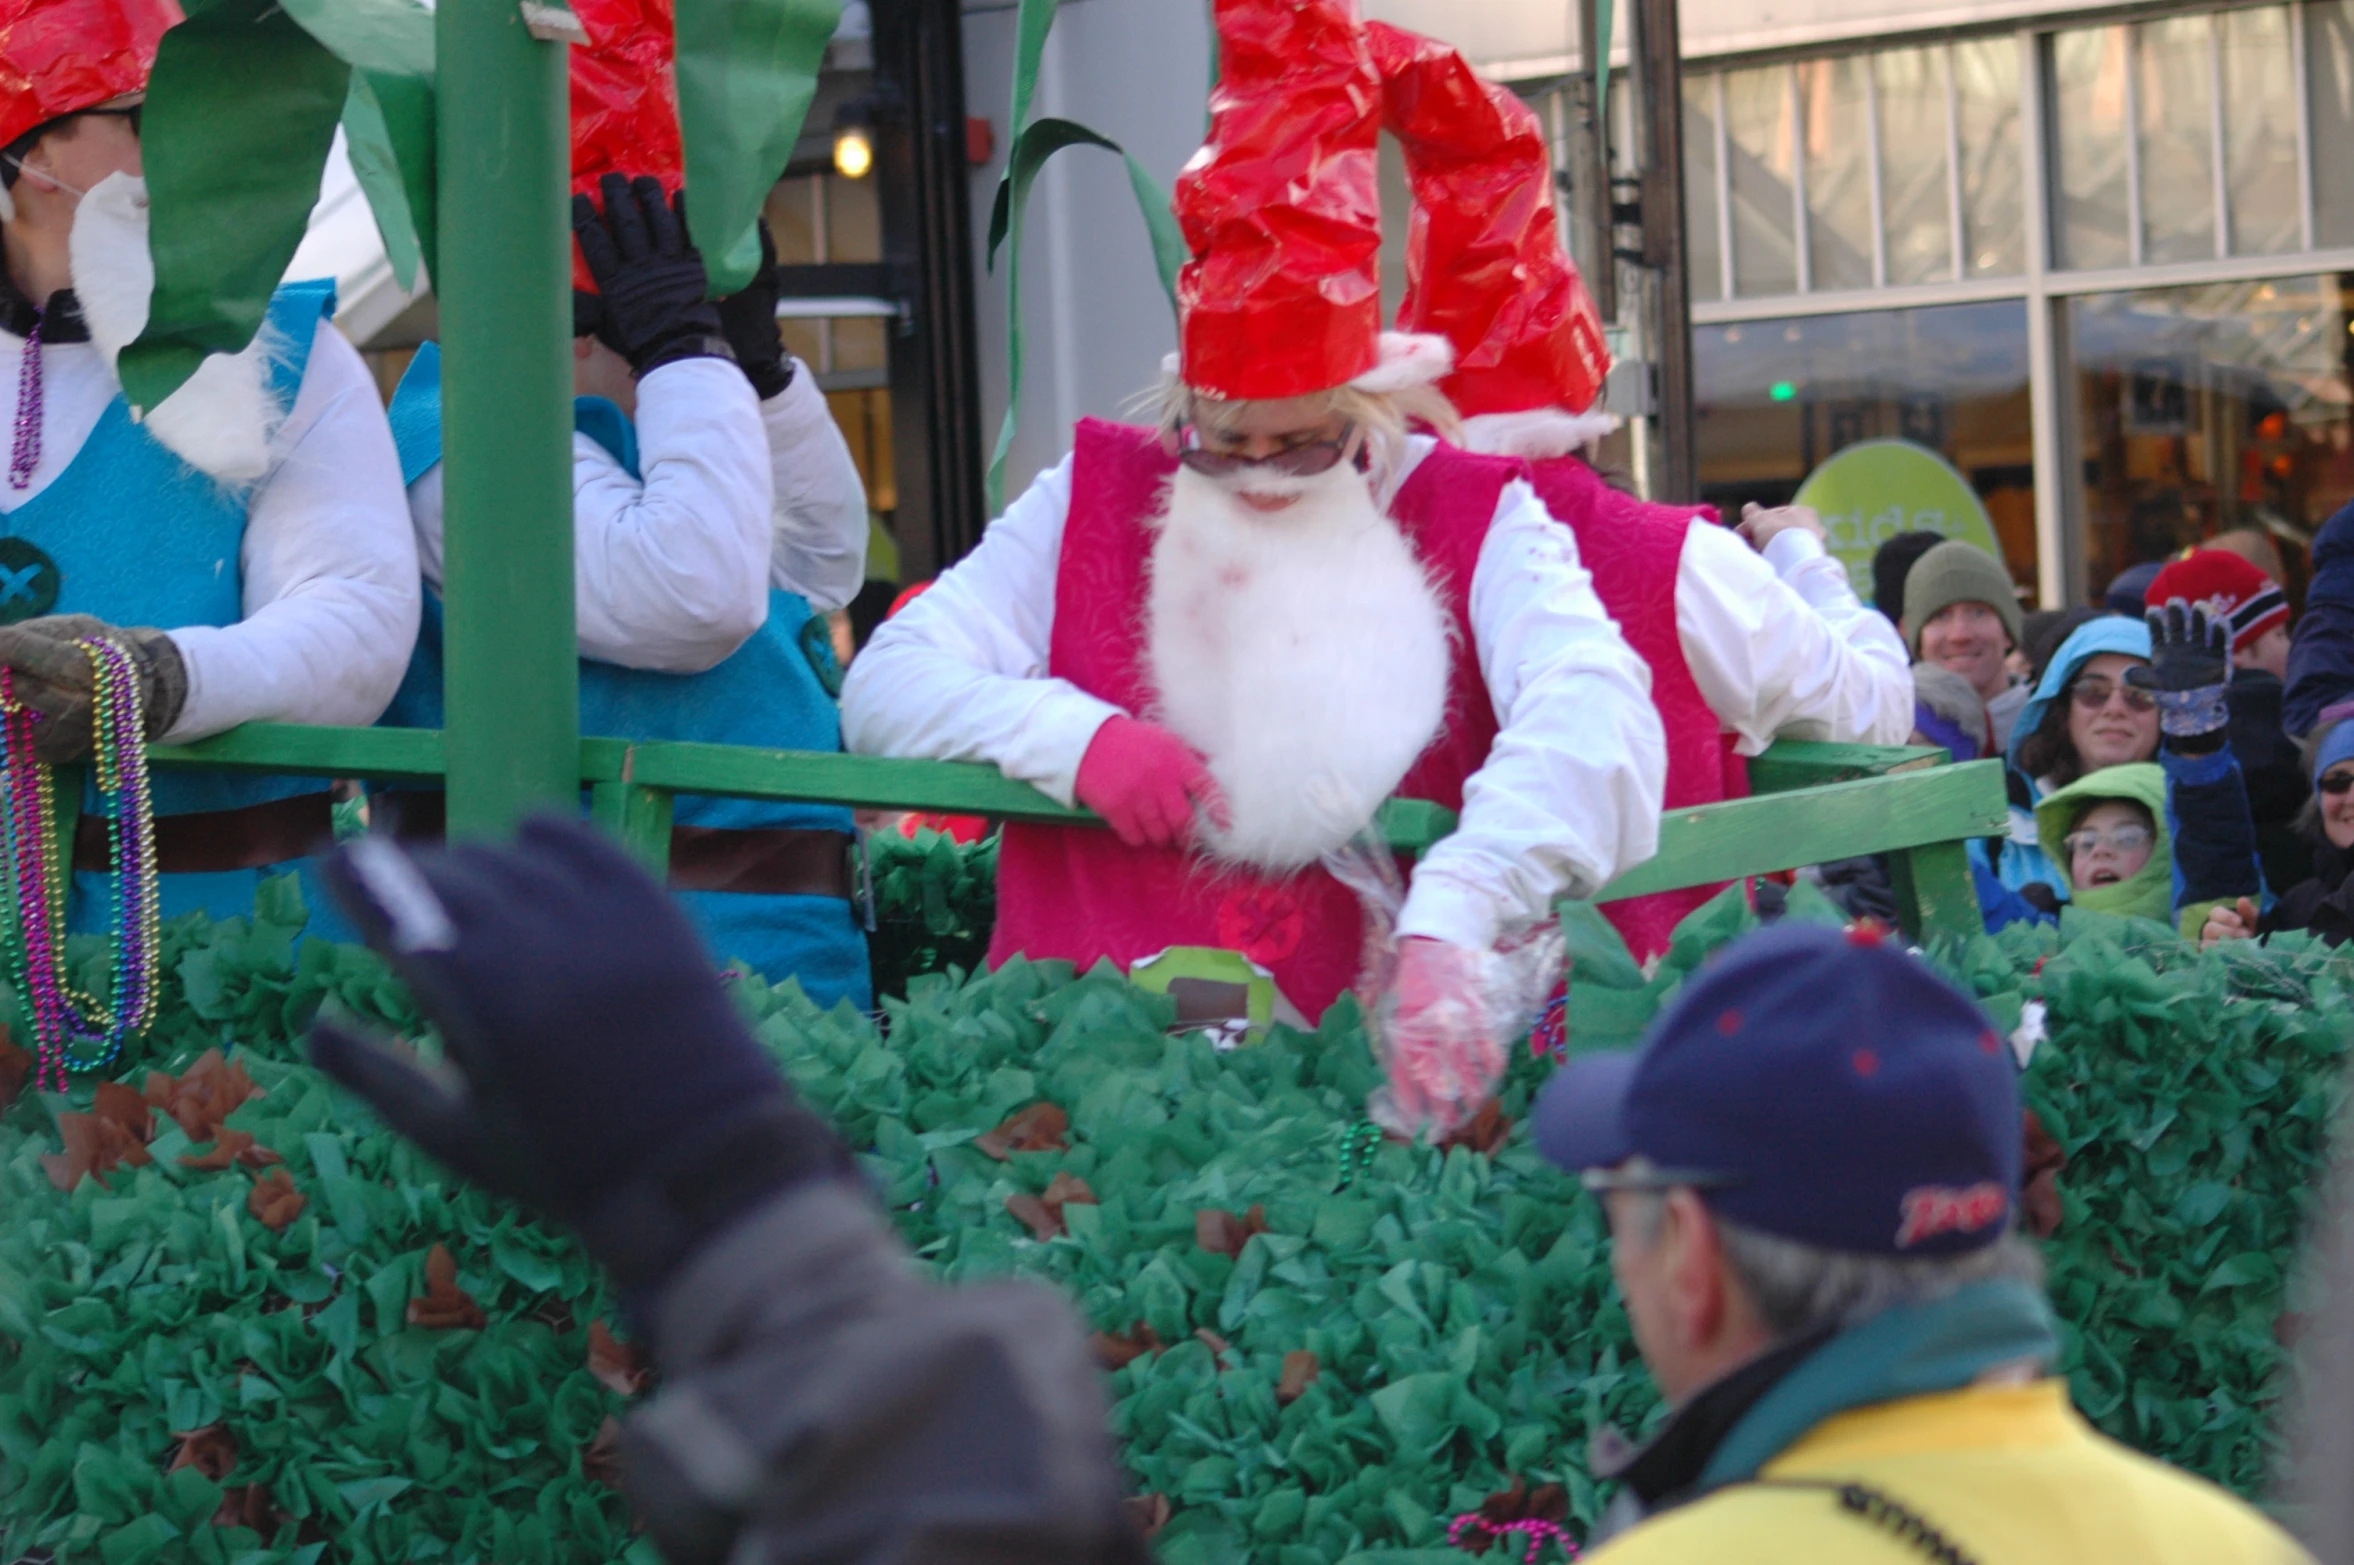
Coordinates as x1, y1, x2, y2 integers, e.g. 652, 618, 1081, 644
70, 172, 286, 487
1145, 460, 1452, 871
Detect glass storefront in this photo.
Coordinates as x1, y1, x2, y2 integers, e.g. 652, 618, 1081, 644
2073, 276, 2354, 603
1696, 303, 2038, 596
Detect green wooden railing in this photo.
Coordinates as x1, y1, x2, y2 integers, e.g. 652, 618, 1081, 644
131, 727, 2004, 945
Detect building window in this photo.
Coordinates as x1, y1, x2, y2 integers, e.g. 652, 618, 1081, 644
2315, 1, 2354, 247
2071, 276, 2354, 603
1696, 302, 2038, 597
1954, 37, 2026, 278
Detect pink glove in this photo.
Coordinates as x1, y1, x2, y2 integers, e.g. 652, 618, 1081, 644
1075, 716, 1229, 850
1375, 936, 1504, 1137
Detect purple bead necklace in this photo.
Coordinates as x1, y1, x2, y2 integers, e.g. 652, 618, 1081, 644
11, 309, 41, 490
3, 639, 161, 1092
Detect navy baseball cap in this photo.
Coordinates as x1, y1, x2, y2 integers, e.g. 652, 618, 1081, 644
1533, 923, 2021, 1257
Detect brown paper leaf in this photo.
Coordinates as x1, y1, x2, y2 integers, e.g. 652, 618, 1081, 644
407, 1241, 487, 1330
178, 1127, 283, 1172
583, 1415, 626, 1489
0, 1033, 32, 1111
976, 1102, 1071, 1160
1122, 1493, 1172, 1540
1435, 1098, 1512, 1156
2022, 1108, 2066, 1238
213, 1482, 283, 1532
1193, 1203, 1269, 1257
166, 1423, 238, 1481
42, 1082, 157, 1191
1276, 1349, 1320, 1405
144, 1048, 261, 1142
246, 1168, 307, 1232
1193, 1328, 1231, 1362
1090, 1322, 1166, 1370
1006, 1171, 1097, 1240
1478, 1475, 1569, 1525
588, 1320, 653, 1397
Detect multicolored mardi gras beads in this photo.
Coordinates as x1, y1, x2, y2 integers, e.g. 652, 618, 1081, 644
1, 638, 161, 1092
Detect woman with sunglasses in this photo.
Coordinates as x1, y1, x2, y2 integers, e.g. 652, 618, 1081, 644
843, 0, 1666, 1139
1992, 617, 2160, 895
2200, 706, 2354, 949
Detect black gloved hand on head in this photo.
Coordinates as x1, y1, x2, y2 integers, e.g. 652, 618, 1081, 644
306, 815, 856, 1297
714, 217, 794, 401
572, 173, 732, 378
2129, 598, 2232, 750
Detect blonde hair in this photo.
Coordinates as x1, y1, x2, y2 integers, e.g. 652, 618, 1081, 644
1138, 373, 1464, 505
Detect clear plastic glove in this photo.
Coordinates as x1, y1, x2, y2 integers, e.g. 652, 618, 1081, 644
1373, 937, 1503, 1137
1075, 715, 1230, 850
2201, 896, 2259, 950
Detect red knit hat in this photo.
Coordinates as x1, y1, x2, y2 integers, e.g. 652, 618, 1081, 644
569, 0, 683, 292
1174, 0, 1454, 402
1369, 20, 1610, 420
2145, 549, 2290, 655
0, 0, 180, 152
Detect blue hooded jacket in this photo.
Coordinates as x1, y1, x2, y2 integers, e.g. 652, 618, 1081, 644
1995, 616, 2153, 892
2287, 498, 2354, 739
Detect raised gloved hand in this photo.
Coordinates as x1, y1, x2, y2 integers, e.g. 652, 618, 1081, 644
1075, 715, 1230, 851
572, 173, 731, 379
306, 815, 856, 1296
714, 217, 795, 401
1372, 936, 1505, 1138
0, 613, 187, 763
2130, 598, 2231, 752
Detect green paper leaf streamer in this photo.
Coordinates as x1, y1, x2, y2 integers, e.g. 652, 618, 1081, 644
673, 0, 843, 298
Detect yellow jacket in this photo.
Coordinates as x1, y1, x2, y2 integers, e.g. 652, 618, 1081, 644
1587, 1380, 2310, 1564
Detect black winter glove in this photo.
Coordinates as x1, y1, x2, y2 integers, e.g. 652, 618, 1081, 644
2130, 598, 2232, 752
0, 613, 187, 763
572, 173, 732, 378
306, 815, 857, 1296
715, 218, 795, 401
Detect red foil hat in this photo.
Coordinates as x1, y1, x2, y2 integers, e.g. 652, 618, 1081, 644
1173, 0, 1383, 402
569, 0, 684, 291
1369, 20, 1609, 418
0, 0, 180, 152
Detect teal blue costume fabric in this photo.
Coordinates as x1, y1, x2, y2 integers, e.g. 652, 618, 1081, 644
12, 280, 343, 932
381, 346, 871, 1008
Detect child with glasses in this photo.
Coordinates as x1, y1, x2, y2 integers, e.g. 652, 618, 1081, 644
2031, 764, 2176, 926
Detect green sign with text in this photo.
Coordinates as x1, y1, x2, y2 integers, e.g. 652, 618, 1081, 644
1793, 439, 2004, 603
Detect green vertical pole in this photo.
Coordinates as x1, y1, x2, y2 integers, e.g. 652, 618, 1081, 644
435, 0, 579, 839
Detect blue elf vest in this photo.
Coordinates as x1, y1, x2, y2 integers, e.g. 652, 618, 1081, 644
382, 343, 871, 1009
1, 280, 343, 932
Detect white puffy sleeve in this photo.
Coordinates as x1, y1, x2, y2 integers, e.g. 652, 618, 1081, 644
761, 363, 870, 613
1398, 480, 1668, 949
838, 455, 1121, 806
164, 319, 422, 739
1675, 522, 1917, 755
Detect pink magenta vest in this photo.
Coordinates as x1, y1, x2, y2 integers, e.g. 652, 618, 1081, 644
989, 420, 1514, 1020
1526, 456, 1749, 959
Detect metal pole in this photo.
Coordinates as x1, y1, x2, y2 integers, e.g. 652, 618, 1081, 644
435, 0, 580, 838
1633, 0, 1697, 502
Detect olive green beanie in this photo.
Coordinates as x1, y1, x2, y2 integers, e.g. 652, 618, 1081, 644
1902, 540, 2022, 656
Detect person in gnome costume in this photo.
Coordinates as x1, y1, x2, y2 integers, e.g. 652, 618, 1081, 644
0, 0, 419, 928
844, 0, 1666, 1133
379, 0, 874, 1009
1368, 20, 1913, 961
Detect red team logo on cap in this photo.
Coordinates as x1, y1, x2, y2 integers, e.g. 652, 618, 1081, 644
1895, 1182, 2007, 1248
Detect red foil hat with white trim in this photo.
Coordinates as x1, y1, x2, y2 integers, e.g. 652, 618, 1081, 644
1173, 0, 1451, 402
1369, 20, 1612, 438
0, 0, 180, 151
568, 0, 684, 292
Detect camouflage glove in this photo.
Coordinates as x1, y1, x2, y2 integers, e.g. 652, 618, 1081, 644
0, 613, 188, 763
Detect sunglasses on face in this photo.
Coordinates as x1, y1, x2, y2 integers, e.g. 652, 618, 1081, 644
2069, 677, 2158, 714
2320, 769, 2354, 797
1176, 428, 1356, 479
2063, 824, 2154, 858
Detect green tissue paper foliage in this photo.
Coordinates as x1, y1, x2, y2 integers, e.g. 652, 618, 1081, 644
1, 870, 2347, 1562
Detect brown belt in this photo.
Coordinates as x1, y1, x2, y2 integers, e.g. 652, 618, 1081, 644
380, 793, 852, 900
73, 791, 336, 876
